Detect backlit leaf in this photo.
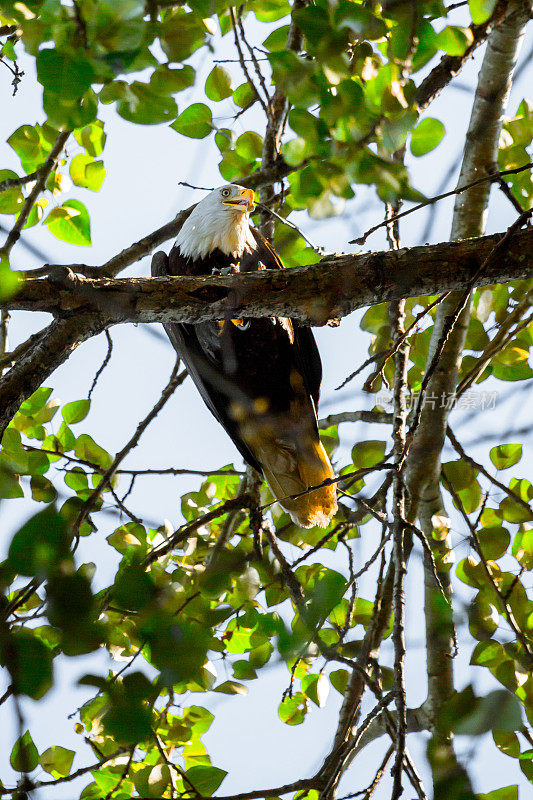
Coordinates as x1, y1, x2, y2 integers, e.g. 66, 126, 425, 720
490, 444, 522, 470
411, 118, 445, 156
171, 104, 213, 138
10, 731, 39, 772
205, 66, 234, 101
45, 200, 91, 246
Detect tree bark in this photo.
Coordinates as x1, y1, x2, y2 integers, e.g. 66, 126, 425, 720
3, 228, 531, 324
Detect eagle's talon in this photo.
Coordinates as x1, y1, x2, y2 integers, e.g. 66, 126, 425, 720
212, 265, 237, 276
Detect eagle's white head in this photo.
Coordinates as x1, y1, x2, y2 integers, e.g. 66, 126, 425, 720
175, 184, 257, 259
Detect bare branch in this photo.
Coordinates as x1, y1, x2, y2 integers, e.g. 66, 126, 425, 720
73, 360, 187, 541
350, 161, 532, 246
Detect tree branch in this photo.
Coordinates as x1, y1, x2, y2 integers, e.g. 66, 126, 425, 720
5, 228, 532, 325
0, 130, 70, 259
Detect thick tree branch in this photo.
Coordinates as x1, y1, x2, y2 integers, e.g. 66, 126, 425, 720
4, 228, 532, 324
415, 0, 509, 110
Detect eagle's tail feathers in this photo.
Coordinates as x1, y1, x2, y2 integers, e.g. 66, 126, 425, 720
256, 437, 337, 529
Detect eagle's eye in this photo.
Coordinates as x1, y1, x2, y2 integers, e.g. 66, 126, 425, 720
220, 187, 232, 198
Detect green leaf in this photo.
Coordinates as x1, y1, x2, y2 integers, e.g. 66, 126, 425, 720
19, 388, 53, 417
442, 459, 478, 491
116, 81, 178, 125
45, 200, 91, 246
0, 256, 20, 300
8, 505, 70, 576
329, 668, 349, 695
435, 26, 473, 56
477, 526, 510, 561
8, 124, 51, 172
490, 444, 522, 470
75, 434, 112, 469
103, 699, 153, 746
301, 673, 329, 707
351, 440, 386, 469
254, 0, 291, 23
512, 526, 533, 569
279, 692, 307, 725
2, 629, 52, 699
213, 680, 247, 695
171, 104, 213, 138
493, 730, 521, 759
454, 690, 523, 735
263, 24, 290, 50
160, 10, 208, 62
74, 121, 106, 157
205, 66, 234, 101
235, 131, 263, 160
40, 746, 75, 778
469, 0, 498, 25
31, 475, 57, 503
62, 399, 91, 425
0, 170, 24, 215
0, 463, 24, 499
70, 155, 106, 192
476, 786, 518, 800
37, 48, 95, 99
10, 731, 39, 772
184, 766, 227, 795
233, 82, 255, 108
150, 64, 195, 95
410, 118, 446, 157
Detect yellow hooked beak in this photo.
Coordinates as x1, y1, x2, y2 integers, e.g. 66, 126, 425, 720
222, 187, 255, 214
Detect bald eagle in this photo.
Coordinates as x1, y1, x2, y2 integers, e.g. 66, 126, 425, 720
152, 183, 337, 528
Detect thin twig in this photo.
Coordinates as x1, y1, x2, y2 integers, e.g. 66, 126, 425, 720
88, 329, 113, 400
73, 361, 187, 542
349, 162, 533, 246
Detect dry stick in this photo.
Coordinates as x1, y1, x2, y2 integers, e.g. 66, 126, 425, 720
336, 744, 394, 800
349, 161, 533, 246
387, 255, 409, 800
456, 294, 533, 395
144, 495, 254, 566
0, 327, 44, 370
73, 361, 187, 542
336, 295, 449, 392
441, 474, 533, 665
446, 425, 533, 516
318, 410, 393, 427
0, 166, 47, 193
256, 201, 326, 254
229, 6, 268, 114
88, 329, 113, 400
0, 130, 70, 258
235, 6, 271, 111
0, 310, 8, 379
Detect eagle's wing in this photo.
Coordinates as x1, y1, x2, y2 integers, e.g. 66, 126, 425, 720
152, 238, 336, 528
151, 249, 262, 472
245, 227, 323, 414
